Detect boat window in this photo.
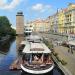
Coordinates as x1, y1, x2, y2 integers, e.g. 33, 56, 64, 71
44, 54, 49, 58
22, 54, 31, 61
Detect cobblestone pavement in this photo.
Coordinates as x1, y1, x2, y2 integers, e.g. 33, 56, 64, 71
39, 33, 75, 75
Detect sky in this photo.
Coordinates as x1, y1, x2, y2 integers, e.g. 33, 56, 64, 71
0, 0, 75, 28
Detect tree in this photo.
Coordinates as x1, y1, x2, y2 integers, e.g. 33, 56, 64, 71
0, 16, 16, 36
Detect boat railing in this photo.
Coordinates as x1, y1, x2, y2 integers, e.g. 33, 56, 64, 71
21, 57, 53, 71
22, 63, 53, 71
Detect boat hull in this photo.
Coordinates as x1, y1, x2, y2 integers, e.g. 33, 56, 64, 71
21, 64, 54, 75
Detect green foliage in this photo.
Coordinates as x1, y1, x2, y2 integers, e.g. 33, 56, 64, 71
56, 56, 61, 62
43, 38, 53, 49
53, 52, 58, 56
61, 60, 67, 65
0, 16, 16, 37
10, 28, 16, 36
53, 52, 67, 65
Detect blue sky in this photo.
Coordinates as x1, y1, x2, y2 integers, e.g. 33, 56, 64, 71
0, 0, 75, 28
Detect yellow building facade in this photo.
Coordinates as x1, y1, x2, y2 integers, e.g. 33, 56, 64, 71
64, 3, 75, 34
49, 3, 75, 35
58, 9, 65, 34
49, 16, 54, 32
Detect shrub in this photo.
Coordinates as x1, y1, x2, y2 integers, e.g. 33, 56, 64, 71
61, 60, 67, 65
54, 52, 58, 56
56, 56, 61, 62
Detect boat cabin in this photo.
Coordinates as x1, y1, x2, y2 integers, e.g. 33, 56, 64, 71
21, 42, 53, 70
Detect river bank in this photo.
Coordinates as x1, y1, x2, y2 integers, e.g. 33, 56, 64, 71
0, 35, 15, 42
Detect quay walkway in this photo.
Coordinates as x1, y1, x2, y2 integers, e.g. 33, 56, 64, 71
52, 54, 72, 75
39, 33, 74, 75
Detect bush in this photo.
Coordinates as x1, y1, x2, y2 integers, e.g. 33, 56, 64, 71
56, 56, 61, 62
53, 52, 58, 56
52, 51, 67, 65
61, 60, 67, 65
43, 38, 54, 49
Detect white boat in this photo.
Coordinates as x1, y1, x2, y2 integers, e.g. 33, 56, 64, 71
21, 35, 54, 74
26, 35, 43, 42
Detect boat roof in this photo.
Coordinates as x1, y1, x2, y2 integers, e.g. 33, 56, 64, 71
23, 42, 51, 53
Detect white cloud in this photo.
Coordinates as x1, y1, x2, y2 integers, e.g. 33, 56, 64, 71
32, 4, 43, 11
0, 0, 23, 10
32, 3, 51, 13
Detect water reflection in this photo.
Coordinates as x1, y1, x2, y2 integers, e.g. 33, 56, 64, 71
0, 39, 14, 54
0, 40, 17, 70
21, 71, 53, 75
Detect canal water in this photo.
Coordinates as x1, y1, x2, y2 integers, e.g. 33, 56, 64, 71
0, 36, 64, 75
